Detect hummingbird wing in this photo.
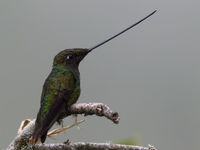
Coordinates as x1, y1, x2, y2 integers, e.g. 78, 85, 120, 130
32, 68, 78, 143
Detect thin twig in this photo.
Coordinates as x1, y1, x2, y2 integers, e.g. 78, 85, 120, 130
47, 119, 84, 137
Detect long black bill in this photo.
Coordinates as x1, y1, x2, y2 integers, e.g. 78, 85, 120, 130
88, 10, 156, 52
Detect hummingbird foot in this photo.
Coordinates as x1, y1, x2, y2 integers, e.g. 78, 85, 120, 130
72, 114, 80, 130
63, 139, 71, 145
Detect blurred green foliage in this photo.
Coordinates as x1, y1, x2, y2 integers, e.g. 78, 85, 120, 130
115, 137, 139, 145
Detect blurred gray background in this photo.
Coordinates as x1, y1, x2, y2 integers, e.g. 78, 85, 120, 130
0, 0, 200, 150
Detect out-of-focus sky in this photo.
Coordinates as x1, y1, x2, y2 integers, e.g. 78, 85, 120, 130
0, 1, 200, 150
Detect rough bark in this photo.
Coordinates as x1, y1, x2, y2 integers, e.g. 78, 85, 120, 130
6, 102, 157, 150
33, 142, 157, 150
7, 103, 120, 150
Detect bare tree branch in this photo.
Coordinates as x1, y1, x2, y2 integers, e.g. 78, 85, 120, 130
33, 142, 157, 150
6, 102, 157, 150
6, 119, 35, 150
66, 102, 120, 124
6, 102, 120, 150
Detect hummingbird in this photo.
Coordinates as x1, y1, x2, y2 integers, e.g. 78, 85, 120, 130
31, 10, 156, 144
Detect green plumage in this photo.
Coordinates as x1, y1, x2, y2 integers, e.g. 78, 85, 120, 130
40, 65, 80, 118
32, 48, 88, 143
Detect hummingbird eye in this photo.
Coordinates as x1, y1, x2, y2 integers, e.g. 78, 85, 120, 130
66, 54, 74, 60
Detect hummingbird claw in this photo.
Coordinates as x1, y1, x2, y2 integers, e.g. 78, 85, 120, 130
72, 115, 80, 130
63, 139, 70, 145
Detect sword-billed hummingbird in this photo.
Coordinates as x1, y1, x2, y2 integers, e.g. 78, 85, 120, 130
31, 10, 156, 144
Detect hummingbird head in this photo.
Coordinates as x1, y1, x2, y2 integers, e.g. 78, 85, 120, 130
53, 48, 89, 67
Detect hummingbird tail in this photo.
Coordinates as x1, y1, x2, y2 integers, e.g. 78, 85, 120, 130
31, 127, 43, 144
31, 117, 54, 144
40, 131, 48, 143
31, 112, 50, 144
31, 122, 49, 143
32, 90, 72, 144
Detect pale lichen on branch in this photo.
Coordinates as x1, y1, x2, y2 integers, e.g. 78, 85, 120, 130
33, 142, 157, 150
6, 102, 120, 150
6, 102, 157, 150
67, 103, 120, 124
